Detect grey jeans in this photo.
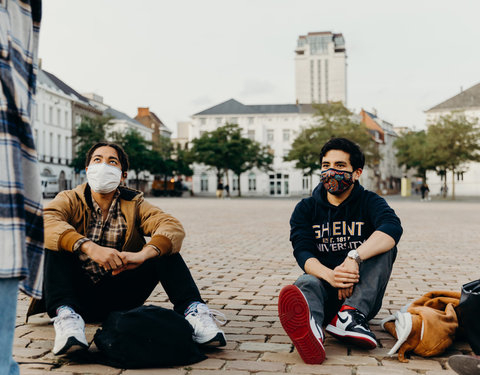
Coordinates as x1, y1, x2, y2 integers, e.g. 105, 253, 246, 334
294, 247, 397, 326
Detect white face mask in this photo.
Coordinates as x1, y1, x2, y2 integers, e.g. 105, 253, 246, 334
86, 163, 122, 194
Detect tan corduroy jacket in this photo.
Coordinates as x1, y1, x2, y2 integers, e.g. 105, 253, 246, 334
45, 183, 185, 255
27, 183, 185, 319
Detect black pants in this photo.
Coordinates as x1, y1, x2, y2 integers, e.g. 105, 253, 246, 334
44, 249, 204, 322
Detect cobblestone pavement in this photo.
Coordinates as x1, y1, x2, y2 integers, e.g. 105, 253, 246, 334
15, 196, 480, 374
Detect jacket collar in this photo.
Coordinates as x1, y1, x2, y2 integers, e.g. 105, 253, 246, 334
73, 183, 143, 209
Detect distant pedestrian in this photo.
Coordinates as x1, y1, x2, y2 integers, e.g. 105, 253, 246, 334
216, 179, 224, 199
0, 1, 45, 374
278, 138, 402, 365
420, 182, 430, 201
224, 184, 230, 198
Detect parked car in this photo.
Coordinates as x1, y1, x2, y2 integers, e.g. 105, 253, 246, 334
41, 177, 59, 198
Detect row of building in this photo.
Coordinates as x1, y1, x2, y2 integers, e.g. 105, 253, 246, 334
34, 30, 480, 198
34, 65, 171, 194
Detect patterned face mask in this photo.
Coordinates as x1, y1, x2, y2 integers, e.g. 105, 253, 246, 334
320, 168, 355, 195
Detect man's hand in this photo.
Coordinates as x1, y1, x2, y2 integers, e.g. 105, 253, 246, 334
334, 257, 359, 300
327, 259, 359, 289
112, 251, 148, 275
81, 241, 123, 271
338, 286, 354, 300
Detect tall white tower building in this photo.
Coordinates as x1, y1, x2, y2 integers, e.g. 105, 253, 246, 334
295, 31, 347, 105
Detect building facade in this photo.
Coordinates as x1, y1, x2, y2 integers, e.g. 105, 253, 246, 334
188, 99, 403, 197
424, 83, 480, 196
135, 107, 172, 144
33, 70, 81, 194
190, 99, 316, 196
359, 110, 402, 194
295, 31, 347, 105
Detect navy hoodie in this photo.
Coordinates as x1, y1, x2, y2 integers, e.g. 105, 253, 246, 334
290, 181, 403, 271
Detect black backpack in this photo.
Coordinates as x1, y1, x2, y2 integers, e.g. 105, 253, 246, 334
93, 305, 207, 368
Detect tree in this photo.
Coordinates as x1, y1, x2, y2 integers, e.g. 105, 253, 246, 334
394, 130, 435, 181
71, 116, 112, 172
228, 136, 273, 197
191, 124, 273, 196
426, 113, 480, 200
285, 102, 379, 193
190, 124, 235, 184
111, 129, 151, 190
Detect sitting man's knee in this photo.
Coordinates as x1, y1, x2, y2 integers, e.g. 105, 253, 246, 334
295, 274, 320, 289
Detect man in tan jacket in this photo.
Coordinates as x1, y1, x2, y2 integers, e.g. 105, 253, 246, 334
37, 142, 226, 355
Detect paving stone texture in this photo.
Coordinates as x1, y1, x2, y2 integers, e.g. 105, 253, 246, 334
14, 196, 479, 374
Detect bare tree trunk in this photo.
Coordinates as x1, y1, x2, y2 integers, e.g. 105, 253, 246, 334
451, 168, 455, 200
237, 173, 242, 197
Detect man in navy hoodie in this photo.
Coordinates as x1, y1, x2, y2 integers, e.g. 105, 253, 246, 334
278, 137, 402, 364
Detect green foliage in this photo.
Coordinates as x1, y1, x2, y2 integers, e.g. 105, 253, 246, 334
71, 116, 112, 172
191, 123, 273, 196
111, 129, 152, 189
394, 113, 480, 199
427, 113, 480, 199
285, 102, 380, 178
427, 113, 480, 170
394, 130, 434, 179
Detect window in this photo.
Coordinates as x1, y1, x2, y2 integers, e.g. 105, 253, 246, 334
57, 109, 61, 126
199, 131, 206, 137
248, 173, 256, 191
200, 118, 206, 125
317, 60, 322, 102
65, 111, 69, 128
42, 104, 46, 122
57, 134, 61, 158
247, 130, 255, 141
232, 175, 239, 191
230, 117, 238, 124
325, 60, 329, 101
216, 117, 222, 125
49, 132, 53, 157
283, 149, 290, 157
267, 129, 274, 142
248, 117, 254, 125
302, 175, 309, 191
283, 129, 290, 142
200, 173, 208, 192
49, 107, 53, 124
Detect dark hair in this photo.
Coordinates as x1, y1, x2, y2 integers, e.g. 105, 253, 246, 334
85, 142, 130, 172
320, 137, 365, 170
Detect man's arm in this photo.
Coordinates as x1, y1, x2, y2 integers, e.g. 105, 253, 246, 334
44, 191, 86, 251
137, 199, 185, 256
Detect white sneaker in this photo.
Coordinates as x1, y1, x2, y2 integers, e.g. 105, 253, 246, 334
185, 302, 227, 347
51, 309, 89, 355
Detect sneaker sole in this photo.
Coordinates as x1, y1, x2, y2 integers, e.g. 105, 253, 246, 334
54, 336, 89, 356
325, 324, 377, 349
199, 332, 227, 348
278, 285, 325, 364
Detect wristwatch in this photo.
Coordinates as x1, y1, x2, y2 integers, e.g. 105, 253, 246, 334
347, 250, 362, 265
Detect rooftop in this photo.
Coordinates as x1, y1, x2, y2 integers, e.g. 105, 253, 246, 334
194, 99, 315, 116
426, 82, 480, 112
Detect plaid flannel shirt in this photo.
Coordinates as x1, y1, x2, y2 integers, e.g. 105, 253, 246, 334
0, 0, 44, 298
74, 190, 127, 283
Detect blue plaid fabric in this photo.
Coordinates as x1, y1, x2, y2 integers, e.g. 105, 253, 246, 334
0, 0, 44, 298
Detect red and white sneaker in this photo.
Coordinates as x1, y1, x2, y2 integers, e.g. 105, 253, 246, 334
325, 305, 377, 349
278, 285, 325, 364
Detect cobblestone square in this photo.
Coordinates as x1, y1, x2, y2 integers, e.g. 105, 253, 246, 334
15, 196, 479, 374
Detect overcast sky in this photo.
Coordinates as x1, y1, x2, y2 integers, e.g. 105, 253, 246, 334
39, 0, 480, 135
